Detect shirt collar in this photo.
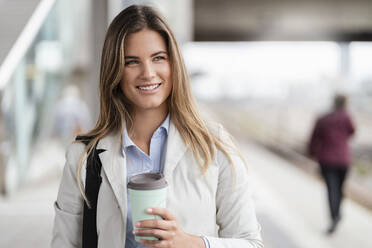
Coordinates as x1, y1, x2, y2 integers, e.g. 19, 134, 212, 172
123, 126, 136, 149
159, 113, 170, 135
122, 113, 170, 150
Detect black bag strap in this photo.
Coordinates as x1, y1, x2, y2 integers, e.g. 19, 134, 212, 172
75, 136, 105, 248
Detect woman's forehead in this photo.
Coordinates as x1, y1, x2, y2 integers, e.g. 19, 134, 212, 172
124, 29, 167, 56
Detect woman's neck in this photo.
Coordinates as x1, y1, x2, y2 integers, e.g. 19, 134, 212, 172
128, 105, 168, 154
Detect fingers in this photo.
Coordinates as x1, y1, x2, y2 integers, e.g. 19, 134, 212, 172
133, 207, 180, 248
147, 207, 176, 221
135, 218, 177, 231
133, 228, 175, 240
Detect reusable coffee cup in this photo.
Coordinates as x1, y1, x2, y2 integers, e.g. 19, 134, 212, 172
128, 172, 168, 241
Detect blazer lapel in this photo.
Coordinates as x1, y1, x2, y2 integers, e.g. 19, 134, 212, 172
96, 133, 127, 223
94, 122, 188, 219
163, 121, 188, 181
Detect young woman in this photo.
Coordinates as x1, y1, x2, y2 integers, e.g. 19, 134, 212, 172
52, 5, 263, 248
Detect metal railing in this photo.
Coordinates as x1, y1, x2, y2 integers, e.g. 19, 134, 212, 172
0, 0, 56, 90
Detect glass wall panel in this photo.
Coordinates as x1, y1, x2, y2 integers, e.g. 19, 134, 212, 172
0, 0, 91, 194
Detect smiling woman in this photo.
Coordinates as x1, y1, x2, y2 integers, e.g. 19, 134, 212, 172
121, 29, 172, 115
52, 4, 263, 248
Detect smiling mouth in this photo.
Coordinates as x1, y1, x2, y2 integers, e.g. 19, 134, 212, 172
136, 83, 162, 91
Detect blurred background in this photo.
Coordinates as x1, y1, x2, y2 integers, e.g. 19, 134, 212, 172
0, 0, 372, 247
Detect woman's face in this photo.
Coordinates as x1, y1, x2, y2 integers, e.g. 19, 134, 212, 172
121, 28, 172, 113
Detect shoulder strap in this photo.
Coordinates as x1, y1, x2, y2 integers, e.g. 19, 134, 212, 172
75, 136, 105, 248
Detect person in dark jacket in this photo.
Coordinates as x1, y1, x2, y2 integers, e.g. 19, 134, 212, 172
308, 94, 355, 234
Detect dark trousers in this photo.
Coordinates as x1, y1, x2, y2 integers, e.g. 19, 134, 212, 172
319, 164, 348, 221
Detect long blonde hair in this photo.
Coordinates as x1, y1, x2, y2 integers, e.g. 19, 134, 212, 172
76, 5, 239, 206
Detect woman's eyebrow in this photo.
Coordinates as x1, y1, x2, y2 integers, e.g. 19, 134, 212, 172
124, 55, 138, 59
151, 51, 167, 57
124, 51, 167, 59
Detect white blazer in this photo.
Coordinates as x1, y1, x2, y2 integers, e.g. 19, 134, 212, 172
52, 121, 263, 248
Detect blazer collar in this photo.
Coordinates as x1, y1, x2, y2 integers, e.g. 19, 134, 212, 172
94, 120, 189, 220
163, 121, 188, 182
96, 132, 127, 222
96, 121, 189, 182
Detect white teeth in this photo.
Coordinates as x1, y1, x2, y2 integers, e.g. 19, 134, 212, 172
138, 84, 160, 91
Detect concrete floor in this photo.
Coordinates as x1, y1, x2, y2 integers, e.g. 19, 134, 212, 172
243, 141, 372, 248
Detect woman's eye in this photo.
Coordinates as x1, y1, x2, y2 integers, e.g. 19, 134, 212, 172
125, 60, 138, 65
153, 56, 166, 61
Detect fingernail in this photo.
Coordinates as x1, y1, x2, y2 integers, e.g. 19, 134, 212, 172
134, 222, 140, 227
147, 208, 152, 213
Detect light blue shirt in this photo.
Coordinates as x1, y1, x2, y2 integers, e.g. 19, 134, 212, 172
122, 114, 210, 248
123, 114, 170, 248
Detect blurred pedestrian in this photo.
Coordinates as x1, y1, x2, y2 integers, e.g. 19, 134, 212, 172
52, 5, 263, 248
308, 94, 355, 234
53, 85, 91, 145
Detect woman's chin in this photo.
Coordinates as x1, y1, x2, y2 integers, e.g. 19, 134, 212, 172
134, 101, 167, 112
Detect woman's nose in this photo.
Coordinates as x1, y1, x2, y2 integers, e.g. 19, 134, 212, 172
141, 61, 156, 80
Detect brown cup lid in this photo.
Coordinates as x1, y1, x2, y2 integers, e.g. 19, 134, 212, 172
128, 173, 168, 190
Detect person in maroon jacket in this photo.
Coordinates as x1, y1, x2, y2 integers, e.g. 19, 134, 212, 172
308, 94, 355, 234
